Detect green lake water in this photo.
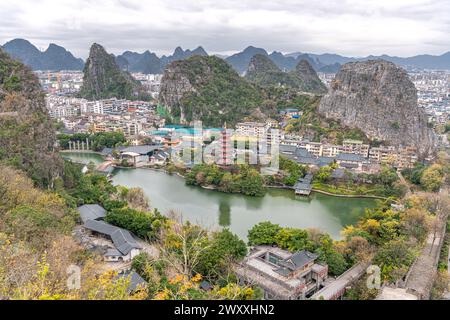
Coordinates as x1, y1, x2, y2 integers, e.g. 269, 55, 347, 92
62, 152, 377, 240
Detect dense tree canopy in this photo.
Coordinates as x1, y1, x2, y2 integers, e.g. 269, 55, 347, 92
186, 164, 266, 196
57, 132, 127, 151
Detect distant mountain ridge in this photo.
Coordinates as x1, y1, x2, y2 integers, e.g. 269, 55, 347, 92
2, 39, 84, 71
288, 51, 450, 70
2, 38, 449, 73
225, 46, 325, 74
116, 46, 208, 74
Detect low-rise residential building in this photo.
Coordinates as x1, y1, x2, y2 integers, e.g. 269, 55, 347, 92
280, 137, 420, 173
235, 122, 269, 137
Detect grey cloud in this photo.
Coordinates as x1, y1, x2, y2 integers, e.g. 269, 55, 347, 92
0, 0, 448, 59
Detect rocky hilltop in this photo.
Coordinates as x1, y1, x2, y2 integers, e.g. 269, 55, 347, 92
0, 48, 63, 186
245, 54, 298, 87
318, 60, 435, 156
159, 55, 262, 126
245, 55, 327, 94
128, 50, 161, 74
292, 59, 327, 94
160, 46, 208, 66
79, 43, 149, 100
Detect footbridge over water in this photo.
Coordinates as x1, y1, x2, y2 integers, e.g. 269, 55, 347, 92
97, 161, 115, 173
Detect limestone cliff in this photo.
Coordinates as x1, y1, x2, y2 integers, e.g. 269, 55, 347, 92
245, 55, 327, 94
291, 59, 327, 94
79, 43, 149, 100
0, 48, 63, 186
245, 54, 299, 88
159, 55, 262, 126
318, 60, 435, 157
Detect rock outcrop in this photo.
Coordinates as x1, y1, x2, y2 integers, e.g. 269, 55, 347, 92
159, 55, 262, 126
128, 50, 161, 74
79, 43, 149, 100
245, 55, 327, 94
245, 54, 298, 87
292, 59, 327, 94
318, 60, 435, 157
0, 48, 63, 186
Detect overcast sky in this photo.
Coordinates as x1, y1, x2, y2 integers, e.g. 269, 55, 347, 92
0, 0, 449, 59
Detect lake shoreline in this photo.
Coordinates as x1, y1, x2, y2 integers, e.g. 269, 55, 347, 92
125, 164, 389, 200
61, 151, 378, 240
61, 150, 388, 200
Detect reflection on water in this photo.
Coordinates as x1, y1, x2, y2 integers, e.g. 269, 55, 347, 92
112, 168, 377, 240
62, 152, 377, 240
218, 200, 231, 227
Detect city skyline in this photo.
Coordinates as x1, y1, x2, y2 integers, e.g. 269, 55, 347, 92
0, 0, 449, 59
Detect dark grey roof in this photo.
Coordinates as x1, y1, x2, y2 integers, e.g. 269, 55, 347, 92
280, 144, 297, 154
318, 156, 335, 167
295, 148, 314, 158
84, 220, 141, 255
336, 153, 363, 162
296, 157, 319, 165
121, 145, 162, 155
274, 250, 318, 276
294, 182, 312, 191
84, 219, 117, 235
300, 173, 313, 183
77, 204, 107, 223
118, 271, 147, 292
111, 228, 141, 255
286, 250, 318, 269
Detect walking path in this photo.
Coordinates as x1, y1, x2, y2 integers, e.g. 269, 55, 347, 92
403, 189, 448, 299
97, 161, 114, 171
396, 170, 412, 196
311, 262, 370, 300
311, 188, 392, 201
